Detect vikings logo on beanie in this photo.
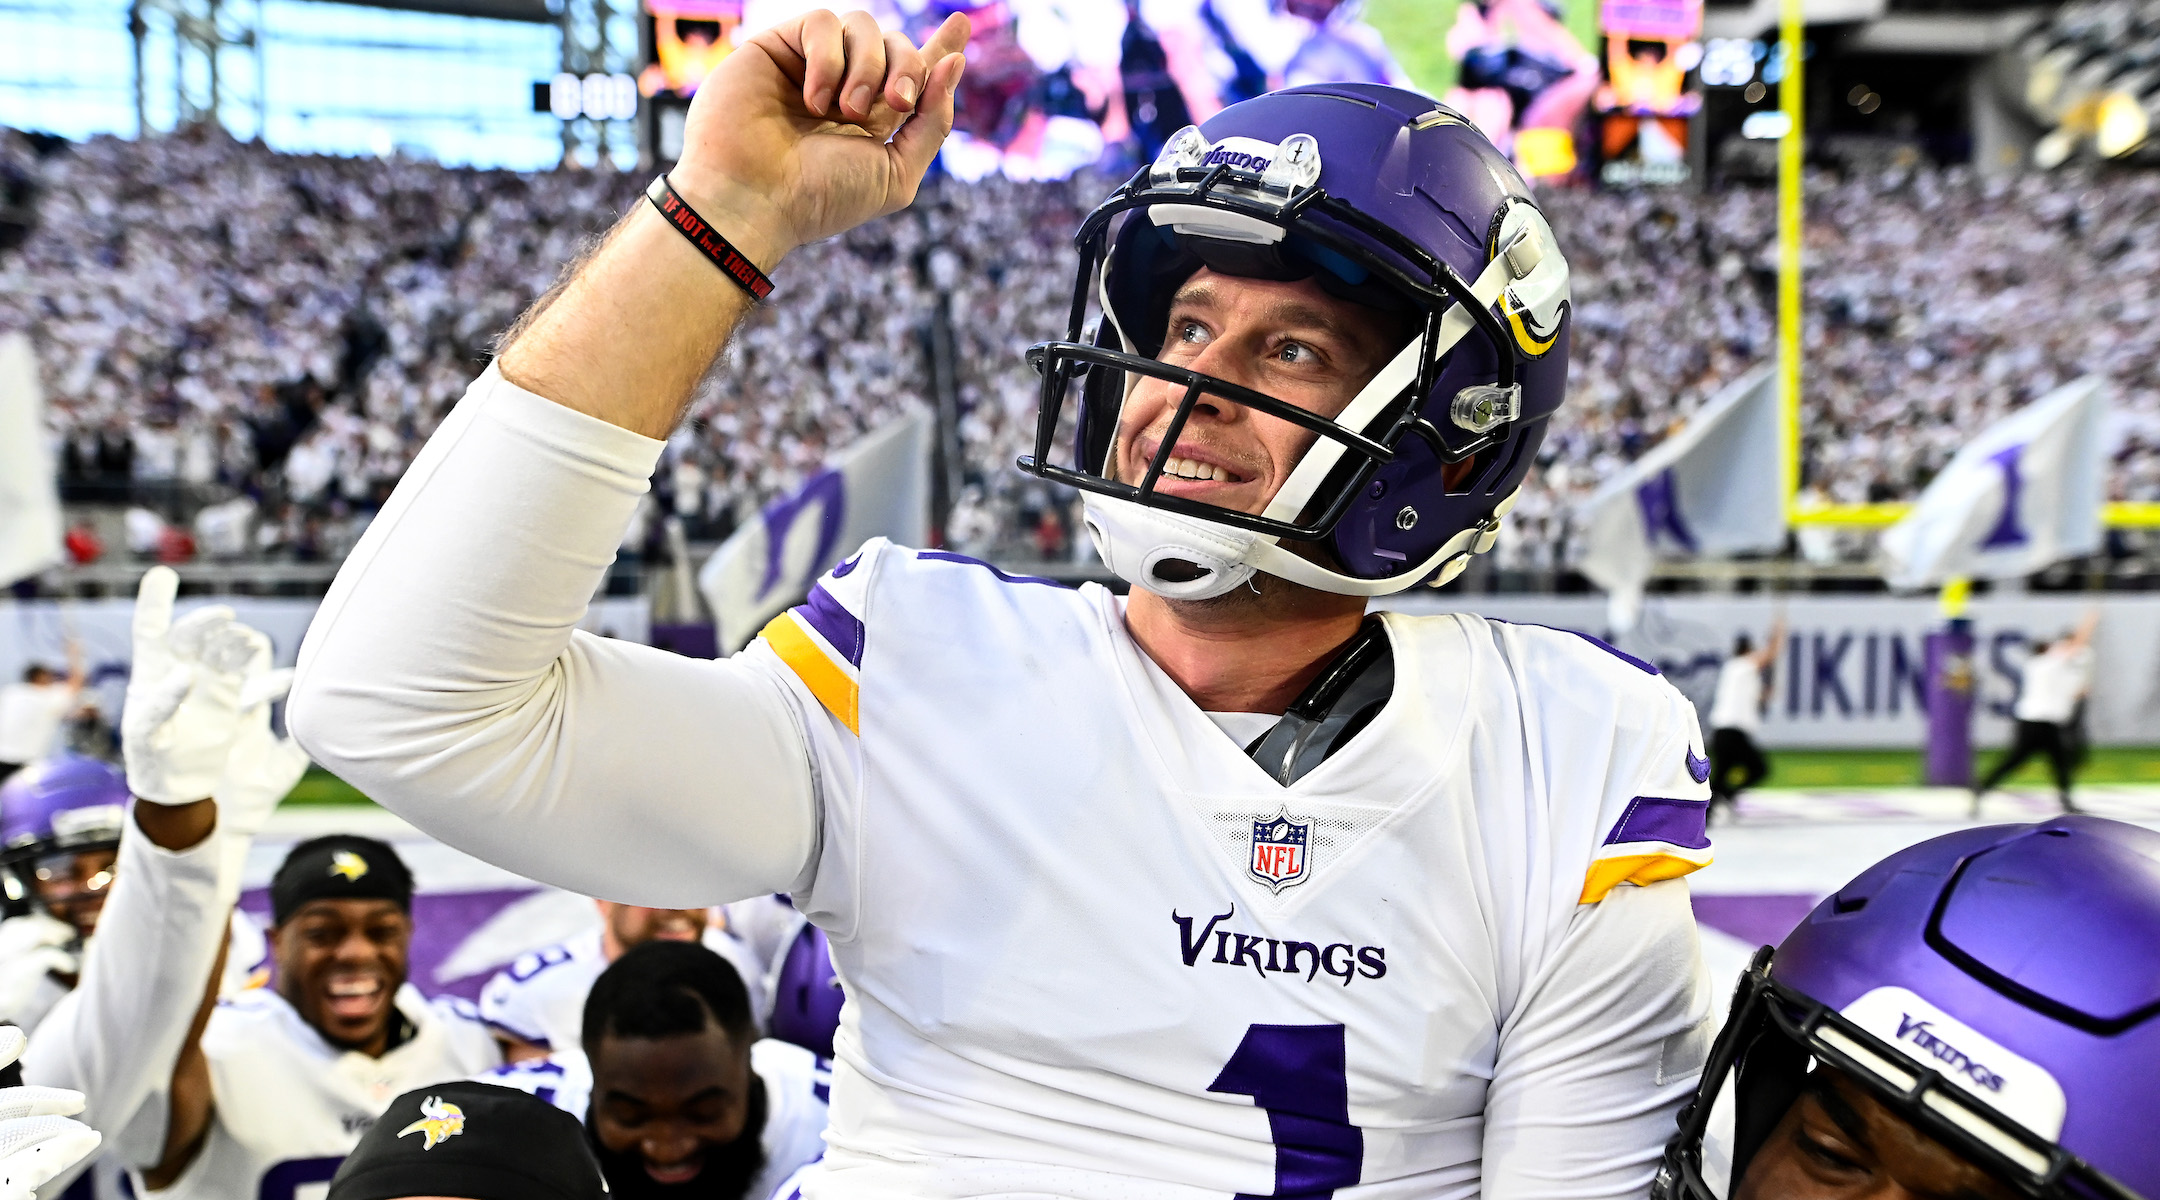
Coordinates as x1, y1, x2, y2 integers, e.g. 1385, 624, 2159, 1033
328, 1081, 608, 1200
269, 834, 414, 925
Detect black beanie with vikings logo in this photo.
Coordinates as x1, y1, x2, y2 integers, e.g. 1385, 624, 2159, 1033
269, 834, 415, 926
327, 1081, 608, 1200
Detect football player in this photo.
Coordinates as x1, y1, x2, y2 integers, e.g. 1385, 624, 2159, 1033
0, 755, 273, 1035
1656, 814, 2159, 1200
291, 16, 1717, 1197
16, 571, 296, 1200
0, 756, 127, 1032
481, 900, 770, 1062
28, 569, 499, 1200
487, 941, 829, 1200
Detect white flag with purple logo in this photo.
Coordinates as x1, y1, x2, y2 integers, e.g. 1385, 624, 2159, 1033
699, 409, 932, 651
1879, 377, 2107, 591
0, 333, 64, 589
1574, 367, 1785, 627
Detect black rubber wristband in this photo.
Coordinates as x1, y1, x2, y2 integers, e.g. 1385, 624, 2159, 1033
645, 173, 775, 301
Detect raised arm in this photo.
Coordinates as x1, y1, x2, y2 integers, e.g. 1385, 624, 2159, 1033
23, 572, 278, 1179
288, 12, 967, 905
1751, 617, 1787, 671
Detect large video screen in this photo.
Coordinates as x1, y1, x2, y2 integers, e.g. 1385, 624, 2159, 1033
642, 0, 1436, 181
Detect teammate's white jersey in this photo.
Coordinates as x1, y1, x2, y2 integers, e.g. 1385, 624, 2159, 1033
486, 1038, 832, 1199
292, 372, 1720, 1200
480, 926, 769, 1053
150, 984, 500, 1200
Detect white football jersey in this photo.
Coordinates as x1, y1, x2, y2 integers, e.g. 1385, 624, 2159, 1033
148, 984, 501, 1200
738, 541, 1715, 1199
486, 1038, 830, 1199
480, 926, 769, 1054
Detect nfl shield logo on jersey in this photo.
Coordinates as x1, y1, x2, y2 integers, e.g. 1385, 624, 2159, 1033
1249, 811, 1312, 893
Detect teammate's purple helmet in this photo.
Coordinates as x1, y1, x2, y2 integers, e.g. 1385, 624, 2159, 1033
766, 922, 842, 1060
0, 755, 128, 860
1019, 83, 1569, 599
0, 755, 128, 920
1656, 816, 2160, 1200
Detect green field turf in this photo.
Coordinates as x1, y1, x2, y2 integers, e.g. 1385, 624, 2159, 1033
281, 747, 2160, 811
1760, 746, 2160, 789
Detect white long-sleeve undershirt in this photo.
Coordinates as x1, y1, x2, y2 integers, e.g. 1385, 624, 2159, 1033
288, 365, 821, 906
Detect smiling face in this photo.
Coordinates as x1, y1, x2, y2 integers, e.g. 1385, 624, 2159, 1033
598, 902, 708, 961
588, 1024, 760, 1192
1111, 269, 1414, 520
1735, 1068, 2021, 1200
273, 897, 412, 1055
34, 847, 116, 940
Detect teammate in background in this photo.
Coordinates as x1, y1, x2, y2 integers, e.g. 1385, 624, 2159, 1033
0, 647, 89, 785
1707, 618, 1786, 820
0, 757, 128, 1032
1656, 814, 2158, 1200
487, 942, 829, 1200
293, 20, 1716, 1196
481, 901, 769, 1063
1972, 611, 2099, 816
19, 570, 303, 1200
120, 834, 502, 1199
0, 758, 270, 1200
0, 756, 271, 1036
27, 568, 497, 1200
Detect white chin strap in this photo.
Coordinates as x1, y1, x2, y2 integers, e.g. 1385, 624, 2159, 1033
1084, 489, 1519, 600
1083, 244, 1525, 602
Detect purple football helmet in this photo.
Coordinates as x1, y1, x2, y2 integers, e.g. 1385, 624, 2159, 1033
1018, 83, 1570, 600
766, 921, 843, 1060
0, 754, 128, 930
1656, 816, 2160, 1200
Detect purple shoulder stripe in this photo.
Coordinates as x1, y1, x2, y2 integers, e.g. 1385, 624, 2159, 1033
914, 550, 1070, 588
796, 584, 865, 667
1490, 619, 1660, 675
1604, 795, 1711, 851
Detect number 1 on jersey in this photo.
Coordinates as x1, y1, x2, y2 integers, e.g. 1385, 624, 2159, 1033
1209, 1023, 1362, 1199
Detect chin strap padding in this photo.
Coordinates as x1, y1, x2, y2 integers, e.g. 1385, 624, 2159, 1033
1246, 615, 1395, 785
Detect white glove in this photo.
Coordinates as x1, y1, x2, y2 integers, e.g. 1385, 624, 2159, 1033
0, 919, 75, 1025
122, 568, 269, 806
213, 645, 309, 842
0, 1028, 100, 1200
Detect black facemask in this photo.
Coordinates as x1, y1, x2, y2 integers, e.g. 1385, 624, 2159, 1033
584, 1077, 768, 1200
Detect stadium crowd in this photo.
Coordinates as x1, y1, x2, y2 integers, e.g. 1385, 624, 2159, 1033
5, 123, 2160, 571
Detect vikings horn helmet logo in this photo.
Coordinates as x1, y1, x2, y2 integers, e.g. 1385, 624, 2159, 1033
397, 1096, 466, 1150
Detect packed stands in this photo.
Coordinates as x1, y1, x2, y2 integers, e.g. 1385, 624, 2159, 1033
5, 123, 2160, 574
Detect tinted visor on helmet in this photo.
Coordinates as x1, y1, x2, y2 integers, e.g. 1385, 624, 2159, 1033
1660, 950, 2143, 1200
1019, 131, 1528, 545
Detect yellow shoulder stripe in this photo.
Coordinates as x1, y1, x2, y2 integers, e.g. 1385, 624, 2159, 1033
759, 612, 861, 735
1580, 852, 1711, 905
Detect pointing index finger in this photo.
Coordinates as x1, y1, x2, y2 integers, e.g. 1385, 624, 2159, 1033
131, 566, 178, 647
